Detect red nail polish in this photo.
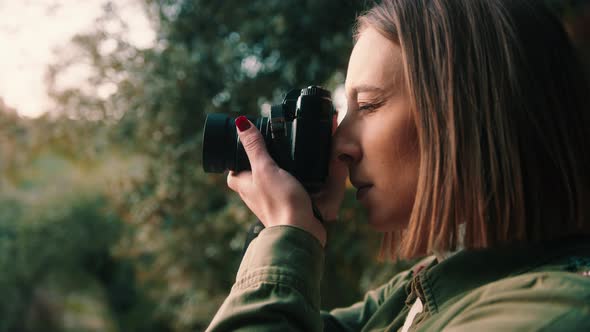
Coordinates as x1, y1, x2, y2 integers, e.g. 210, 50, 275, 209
235, 116, 251, 132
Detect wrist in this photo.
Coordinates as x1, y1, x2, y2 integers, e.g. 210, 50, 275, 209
279, 211, 327, 248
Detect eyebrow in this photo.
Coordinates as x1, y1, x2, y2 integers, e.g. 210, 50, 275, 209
346, 84, 391, 102
348, 84, 385, 94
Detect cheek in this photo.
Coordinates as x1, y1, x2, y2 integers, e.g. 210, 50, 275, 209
364, 111, 419, 171
380, 115, 420, 198
364, 112, 420, 230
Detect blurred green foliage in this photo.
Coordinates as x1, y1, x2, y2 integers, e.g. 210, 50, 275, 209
1, 0, 588, 331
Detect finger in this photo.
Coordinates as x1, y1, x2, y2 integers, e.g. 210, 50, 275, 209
329, 155, 349, 183
235, 116, 275, 173
310, 152, 348, 221
311, 157, 347, 196
227, 169, 252, 194
324, 135, 349, 191
332, 113, 339, 135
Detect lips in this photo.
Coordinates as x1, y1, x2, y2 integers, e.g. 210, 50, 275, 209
356, 185, 372, 200
350, 178, 372, 201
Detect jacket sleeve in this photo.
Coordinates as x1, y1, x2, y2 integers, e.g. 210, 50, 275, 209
207, 224, 419, 332
206, 225, 325, 332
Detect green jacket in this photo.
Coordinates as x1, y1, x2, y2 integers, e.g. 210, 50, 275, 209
207, 226, 590, 331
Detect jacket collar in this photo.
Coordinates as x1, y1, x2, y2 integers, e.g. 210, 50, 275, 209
415, 236, 590, 313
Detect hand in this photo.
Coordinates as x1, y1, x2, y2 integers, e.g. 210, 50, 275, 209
227, 116, 327, 247
310, 114, 348, 223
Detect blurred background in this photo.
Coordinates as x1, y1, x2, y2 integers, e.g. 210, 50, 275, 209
0, 0, 588, 331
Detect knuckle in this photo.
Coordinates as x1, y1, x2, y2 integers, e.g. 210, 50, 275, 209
241, 133, 265, 154
226, 173, 236, 190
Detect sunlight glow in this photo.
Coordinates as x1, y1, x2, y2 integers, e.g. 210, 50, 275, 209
0, 0, 155, 117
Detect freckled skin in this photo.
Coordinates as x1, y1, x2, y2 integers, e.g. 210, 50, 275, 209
334, 27, 420, 232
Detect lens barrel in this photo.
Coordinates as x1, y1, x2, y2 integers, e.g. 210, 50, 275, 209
202, 114, 237, 173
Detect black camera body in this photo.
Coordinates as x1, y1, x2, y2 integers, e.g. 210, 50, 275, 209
202, 86, 335, 193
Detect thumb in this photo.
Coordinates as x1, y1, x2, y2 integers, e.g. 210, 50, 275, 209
235, 116, 274, 172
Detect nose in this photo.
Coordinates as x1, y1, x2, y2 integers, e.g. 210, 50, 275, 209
332, 114, 361, 166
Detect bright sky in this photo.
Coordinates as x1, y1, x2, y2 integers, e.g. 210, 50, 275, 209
0, 0, 155, 117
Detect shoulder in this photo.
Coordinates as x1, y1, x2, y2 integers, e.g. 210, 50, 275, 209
474, 271, 590, 310
442, 271, 590, 331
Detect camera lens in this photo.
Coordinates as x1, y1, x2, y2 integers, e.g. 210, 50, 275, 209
202, 113, 237, 173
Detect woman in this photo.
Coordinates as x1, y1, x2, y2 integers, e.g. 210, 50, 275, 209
208, 0, 590, 330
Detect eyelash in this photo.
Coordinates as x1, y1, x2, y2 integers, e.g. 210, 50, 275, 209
358, 102, 382, 113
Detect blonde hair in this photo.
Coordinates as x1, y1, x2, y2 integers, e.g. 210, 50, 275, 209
357, 0, 590, 259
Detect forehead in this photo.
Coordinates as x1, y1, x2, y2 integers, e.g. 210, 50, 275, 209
346, 27, 405, 95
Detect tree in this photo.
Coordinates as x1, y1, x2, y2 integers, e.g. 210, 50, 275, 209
44, 0, 590, 330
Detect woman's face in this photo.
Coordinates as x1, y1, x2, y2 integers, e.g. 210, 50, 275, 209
334, 27, 420, 232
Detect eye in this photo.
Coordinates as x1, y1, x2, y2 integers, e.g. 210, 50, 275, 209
358, 101, 383, 113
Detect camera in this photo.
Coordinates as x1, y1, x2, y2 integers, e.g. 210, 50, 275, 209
202, 86, 335, 193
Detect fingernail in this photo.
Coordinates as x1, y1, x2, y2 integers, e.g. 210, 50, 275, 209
235, 116, 251, 132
